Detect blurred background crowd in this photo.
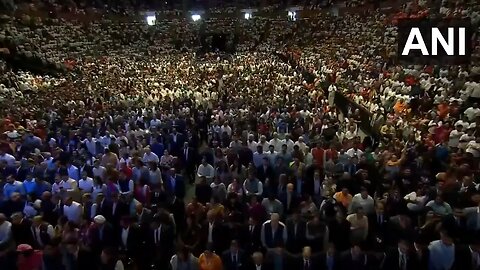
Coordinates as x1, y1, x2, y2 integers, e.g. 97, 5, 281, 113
0, 0, 480, 270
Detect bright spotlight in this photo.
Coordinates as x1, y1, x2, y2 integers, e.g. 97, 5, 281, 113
191, 14, 201, 22
288, 11, 297, 21
244, 12, 252, 20
146, 15, 156, 26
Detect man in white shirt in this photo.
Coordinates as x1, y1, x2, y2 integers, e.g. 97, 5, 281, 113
63, 197, 82, 224
294, 136, 307, 153
220, 122, 232, 137
196, 157, 215, 183
83, 133, 97, 157
247, 134, 258, 152
93, 160, 107, 180
143, 146, 160, 164
346, 146, 364, 158
59, 170, 78, 192
282, 134, 295, 154
466, 137, 480, 158
269, 132, 283, 152
266, 145, 278, 166
464, 103, 480, 121
448, 124, 464, 149
349, 188, 375, 215
258, 135, 269, 152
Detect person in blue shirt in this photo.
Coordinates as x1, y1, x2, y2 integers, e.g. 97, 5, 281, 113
3, 175, 26, 200
32, 178, 51, 199
67, 163, 81, 181
150, 136, 165, 159
23, 173, 37, 195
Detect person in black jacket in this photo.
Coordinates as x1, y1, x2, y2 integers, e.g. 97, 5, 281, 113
328, 213, 351, 252
285, 211, 307, 253
147, 212, 175, 270
88, 215, 117, 259
452, 235, 480, 270
11, 212, 34, 247
381, 239, 417, 270
118, 216, 142, 268
180, 142, 197, 184
222, 240, 248, 270
338, 244, 369, 270
64, 238, 97, 270
317, 243, 340, 270
195, 176, 212, 205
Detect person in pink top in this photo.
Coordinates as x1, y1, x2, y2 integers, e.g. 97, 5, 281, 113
16, 244, 43, 270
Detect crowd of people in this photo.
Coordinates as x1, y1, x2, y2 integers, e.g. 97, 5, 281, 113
0, 0, 480, 270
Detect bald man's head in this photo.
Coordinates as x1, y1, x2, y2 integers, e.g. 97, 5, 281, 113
252, 252, 263, 264
302, 246, 312, 258
270, 213, 280, 223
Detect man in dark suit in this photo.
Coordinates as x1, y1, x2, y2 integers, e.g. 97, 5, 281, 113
318, 243, 339, 270
180, 142, 197, 183
285, 212, 307, 253
118, 216, 142, 268
64, 238, 97, 270
369, 203, 388, 250
168, 127, 185, 156
278, 183, 300, 215
381, 239, 416, 270
10, 213, 34, 247
453, 236, 480, 270
202, 210, 228, 254
243, 217, 263, 255
295, 246, 321, 270
223, 240, 247, 270
256, 158, 275, 184
164, 168, 186, 200
246, 252, 272, 270
261, 213, 287, 249
135, 204, 153, 231
98, 193, 128, 231
264, 244, 296, 270
88, 215, 116, 256
413, 237, 430, 270
168, 195, 186, 232
338, 244, 369, 270
147, 213, 175, 270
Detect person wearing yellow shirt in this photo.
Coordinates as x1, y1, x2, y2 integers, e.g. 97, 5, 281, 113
199, 245, 223, 270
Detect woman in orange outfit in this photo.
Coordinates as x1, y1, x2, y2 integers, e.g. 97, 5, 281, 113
198, 246, 223, 270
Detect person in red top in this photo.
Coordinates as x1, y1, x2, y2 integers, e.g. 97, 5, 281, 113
311, 142, 326, 168
434, 122, 452, 144
325, 144, 339, 162
120, 161, 133, 179
16, 244, 43, 270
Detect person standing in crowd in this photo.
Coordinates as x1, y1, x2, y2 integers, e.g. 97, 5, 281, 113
199, 245, 223, 270
16, 244, 43, 270
1, 2, 480, 270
